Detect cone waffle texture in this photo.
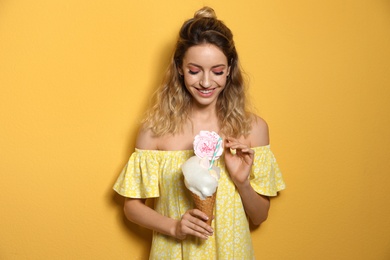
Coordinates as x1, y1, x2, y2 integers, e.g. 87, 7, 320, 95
191, 191, 216, 225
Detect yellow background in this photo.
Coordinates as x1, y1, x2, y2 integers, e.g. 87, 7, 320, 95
1, 0, 389, 259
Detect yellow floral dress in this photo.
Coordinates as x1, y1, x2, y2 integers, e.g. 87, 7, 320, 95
113, 145, 285, 260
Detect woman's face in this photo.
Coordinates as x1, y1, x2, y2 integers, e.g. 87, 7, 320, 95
180, 44, 230, 108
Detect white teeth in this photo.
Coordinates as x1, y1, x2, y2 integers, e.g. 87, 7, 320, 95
199, 89, 212, 94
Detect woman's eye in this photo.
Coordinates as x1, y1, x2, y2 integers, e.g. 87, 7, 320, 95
188, 70, 200, 75
213, 71, 224, 76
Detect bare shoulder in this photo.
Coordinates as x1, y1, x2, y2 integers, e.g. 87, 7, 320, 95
248, 115, 270, 147
135, 125, 159, 150
135, 124, 193, 151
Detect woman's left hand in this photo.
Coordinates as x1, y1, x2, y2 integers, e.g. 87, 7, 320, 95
223, 137, 254, 186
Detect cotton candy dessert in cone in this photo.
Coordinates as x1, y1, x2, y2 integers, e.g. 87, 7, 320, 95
181, 131, 223, 225
182, 156, 220, 224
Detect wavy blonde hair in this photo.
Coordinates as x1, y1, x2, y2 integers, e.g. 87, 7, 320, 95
142, 7, 254, 137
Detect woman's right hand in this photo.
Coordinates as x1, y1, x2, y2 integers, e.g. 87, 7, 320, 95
124, 199, 214, 240
174, 209, 214, 240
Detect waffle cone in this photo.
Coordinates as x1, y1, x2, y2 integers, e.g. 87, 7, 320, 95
191, 191, 217, 225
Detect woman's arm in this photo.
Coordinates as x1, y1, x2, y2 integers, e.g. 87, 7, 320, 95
124, 198, 213, 240
224, 117, 271, 226
123, 126, 214, 240
124, 198, 176, 236
232, 177, 270, 226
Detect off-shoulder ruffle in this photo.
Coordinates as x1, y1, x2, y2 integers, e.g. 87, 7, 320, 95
250, 145, 285, 196
113, 149, 194, 198
113, 149, 162, 198
113, 146, 285, 198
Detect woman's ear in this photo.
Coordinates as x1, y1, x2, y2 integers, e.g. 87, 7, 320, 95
178, 67, 183, 76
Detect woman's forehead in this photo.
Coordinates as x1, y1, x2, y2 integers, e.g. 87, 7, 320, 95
183, 44, 228, 67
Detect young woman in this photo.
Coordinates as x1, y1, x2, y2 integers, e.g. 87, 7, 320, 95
114, 6, 285, 259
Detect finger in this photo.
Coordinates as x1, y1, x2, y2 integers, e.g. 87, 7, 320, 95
224, 138, 249, 149
224, 138, 240, 148
225, 136, 238, 142
228, 143, 251, 150
180, 219, 210, 240
181, 217, 213, 239
239, 148, 254, 155
229, 146, 254, 158
190, 209, 209, 220
189, 209, 214, 233
191, 219, 214, 236
183, 210, 214, 233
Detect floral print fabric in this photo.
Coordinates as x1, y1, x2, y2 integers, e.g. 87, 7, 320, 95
113, 145, 285, 259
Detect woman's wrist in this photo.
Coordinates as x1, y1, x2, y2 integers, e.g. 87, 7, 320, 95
169, 219, 180, 239
233, 177, 251, 192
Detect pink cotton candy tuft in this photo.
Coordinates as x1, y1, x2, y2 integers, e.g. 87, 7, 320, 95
193, 131, 223, 160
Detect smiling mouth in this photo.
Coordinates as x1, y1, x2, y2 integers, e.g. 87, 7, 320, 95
197, 88, 215, 94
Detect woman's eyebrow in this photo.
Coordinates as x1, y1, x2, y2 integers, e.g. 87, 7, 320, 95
187, 63, 227, 69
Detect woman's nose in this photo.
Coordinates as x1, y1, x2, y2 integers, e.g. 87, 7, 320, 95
199, 74, 211, 88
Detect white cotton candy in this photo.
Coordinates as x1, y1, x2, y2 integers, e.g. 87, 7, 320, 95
181, 156, 220, 200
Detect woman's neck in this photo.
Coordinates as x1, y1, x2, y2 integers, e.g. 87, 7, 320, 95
188, 108, 220, 135
190, 102, 218, 119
